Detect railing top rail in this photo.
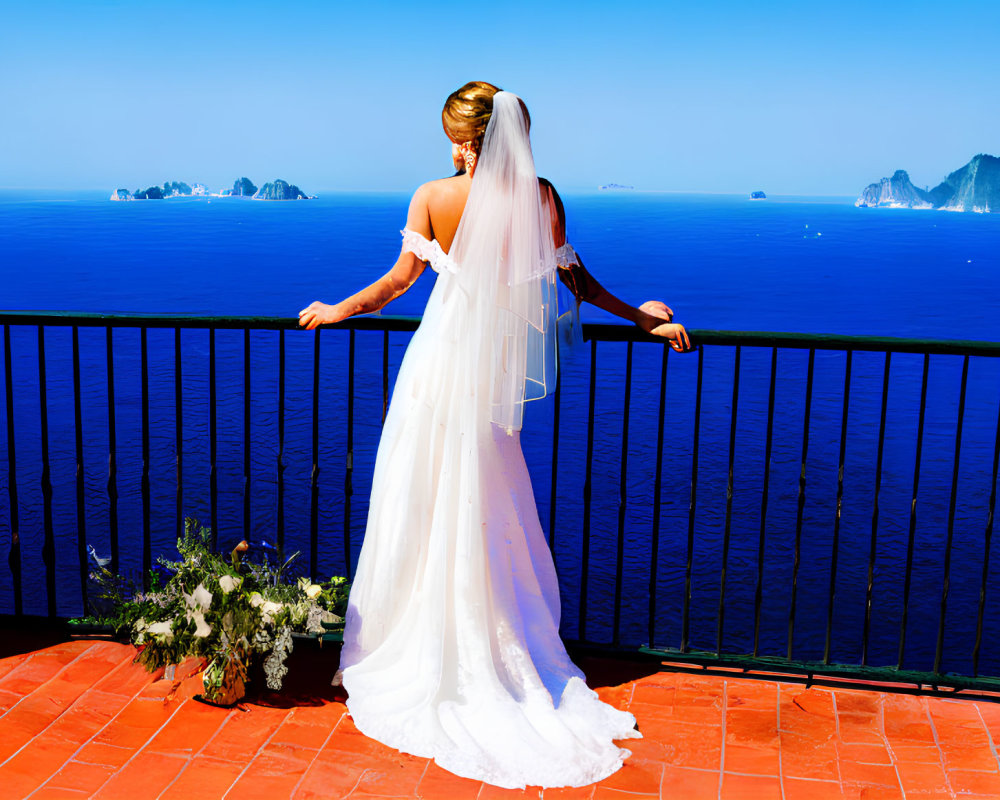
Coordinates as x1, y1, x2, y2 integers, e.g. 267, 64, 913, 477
0, 310, 421, 333
2, 311, 999, 356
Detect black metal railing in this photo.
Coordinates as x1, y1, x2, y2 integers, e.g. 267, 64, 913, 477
2, 311, 1000, 691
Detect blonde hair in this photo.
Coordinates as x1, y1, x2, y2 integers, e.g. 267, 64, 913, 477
442, 81, 501, 154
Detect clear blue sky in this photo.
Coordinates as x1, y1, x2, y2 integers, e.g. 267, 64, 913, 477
1, 0, 997, 195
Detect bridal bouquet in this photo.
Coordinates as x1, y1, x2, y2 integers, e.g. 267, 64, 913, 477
119, 519, 348, 705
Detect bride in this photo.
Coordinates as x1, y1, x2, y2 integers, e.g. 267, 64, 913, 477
299, 81, 690, 789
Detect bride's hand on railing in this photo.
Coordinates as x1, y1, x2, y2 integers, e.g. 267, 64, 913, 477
650, 322, 692, 352
298, 301, 346, 330
639, 300, 673, 322
637, 300, 692, 352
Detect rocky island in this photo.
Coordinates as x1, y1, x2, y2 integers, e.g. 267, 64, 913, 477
228, 177, 257, 197
856, 154, 1000, 213
253, 179, 312, 200
111, 176, 314, 201
112, 182, 208, 200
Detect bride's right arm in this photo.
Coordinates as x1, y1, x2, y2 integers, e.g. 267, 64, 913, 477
298, 187, 432, 330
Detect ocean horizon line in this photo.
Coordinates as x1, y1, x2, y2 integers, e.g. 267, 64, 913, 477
0, 186, 858, 202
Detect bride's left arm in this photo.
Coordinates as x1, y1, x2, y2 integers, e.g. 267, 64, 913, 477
560, 253, 691, 351
299, 188, 432, 330
542, 180, 692, 352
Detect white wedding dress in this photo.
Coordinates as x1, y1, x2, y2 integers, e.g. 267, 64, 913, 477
339, 93, 640, 790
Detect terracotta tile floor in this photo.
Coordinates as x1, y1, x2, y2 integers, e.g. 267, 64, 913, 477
3, 638, 1000, 799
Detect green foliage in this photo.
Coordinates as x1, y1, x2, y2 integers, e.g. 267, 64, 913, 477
74, 561, 150, 637
76, 518, 348, 695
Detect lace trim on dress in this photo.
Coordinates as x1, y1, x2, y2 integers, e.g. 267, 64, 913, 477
554, 243, 580, 269
401, 228, 460, 274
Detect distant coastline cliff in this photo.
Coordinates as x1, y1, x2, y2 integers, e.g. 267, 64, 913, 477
111, 177, 314, 201
253, 180, 310, 200
856, 154, 1000, 213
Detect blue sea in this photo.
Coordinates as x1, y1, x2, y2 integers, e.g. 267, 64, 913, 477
1, 190, 999, 675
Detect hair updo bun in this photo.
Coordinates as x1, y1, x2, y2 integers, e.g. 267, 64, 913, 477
442, 81, 501, 154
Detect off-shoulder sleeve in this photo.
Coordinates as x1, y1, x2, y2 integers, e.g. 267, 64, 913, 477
554, 243, 580, 268
554, 243, 600, 305
401, 228, 459, 274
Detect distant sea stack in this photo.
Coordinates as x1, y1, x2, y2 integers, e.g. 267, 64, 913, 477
856, 154, 1000, 213
232, 177, 258, 197
253, 179, 312, 200
855, 170, 935, 209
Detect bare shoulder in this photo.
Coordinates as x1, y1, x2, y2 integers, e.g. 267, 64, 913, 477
410, 176, 469, 248
538, 177, 566, 241
539, 177, 565, 212
417, 175, 465, 197
538, 177, 560, 196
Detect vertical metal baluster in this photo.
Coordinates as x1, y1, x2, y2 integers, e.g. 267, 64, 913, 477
3, 325, 21, 615
935, 355, 969, 674
209, 328, 218, 549
106, 328, 119, 574
752, 347, 778, 656
140, 327, 151, 588
863, 352, 891, 665
682, 346, 704, 653
381, 330, 389, 425
612, 340, 633, 647
648, 346, 669, 648
788, 348, 815, 660
277, 330, 286, 563
824, 350, 852, 664
548, 364, 562, 550
38, 326, 55, 616
716, 346, 741, 656
310, 329, 320, 579
898, 353, 930, 669
243, 328, 251, 544
174, 327, 183, 541
973, 368, 1000, 677
344, 328, 355, 577
579, 338, 598, 641
72, 326, 88, 614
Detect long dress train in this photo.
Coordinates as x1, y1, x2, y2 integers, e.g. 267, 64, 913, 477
338, 227, 640, 790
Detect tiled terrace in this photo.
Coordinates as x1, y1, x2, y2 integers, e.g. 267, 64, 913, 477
3, 632, 1000, 799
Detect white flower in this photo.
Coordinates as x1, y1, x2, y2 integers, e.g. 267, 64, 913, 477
191, 583, 213, 610
260, 600, 284, 624
304, 583, 322, 600
249, 592, 264, 607
218, 575, 241, 594
190, 611, 212, 638
146, 620, 174, 641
